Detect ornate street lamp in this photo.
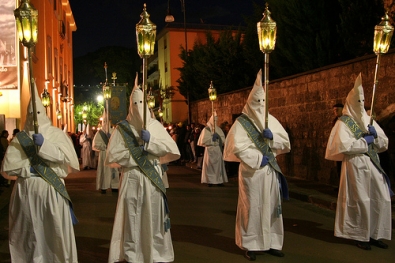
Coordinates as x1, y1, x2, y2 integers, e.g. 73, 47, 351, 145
14, 0, 38, 133
158, 108, 164, 124
136, 3, 156, 129
370, 10, 394, 125
208, 81, 217, 134
41, 88, 51, 109
56, 109, 62, 120
147, 88, 156, 109
257, 3, 277, 129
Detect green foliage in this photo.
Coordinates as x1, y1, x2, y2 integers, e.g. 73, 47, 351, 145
177, 28, 255, 101
258, 0, 345, 78
74, 102, 104, 127
177, 0, 389, 101
337, 0, 385, 58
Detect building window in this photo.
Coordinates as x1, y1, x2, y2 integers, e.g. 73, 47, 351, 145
46, 36, 52, 77
165, 62, 168, 73
54, 48, 58, 83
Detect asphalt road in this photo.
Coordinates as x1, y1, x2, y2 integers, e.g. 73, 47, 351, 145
0, 165, 394, 263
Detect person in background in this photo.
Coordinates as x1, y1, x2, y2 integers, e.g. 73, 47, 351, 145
332, 103, 344, 125
106, 79, 180, 263
197, 111, 228, 186
184, 124, 193, 162
79, 124, 94, 170
224, 70, 291, 261
194, 125, 204, 169
11, 129, 20, 141
1, 84, 79, 262
92, 109, 119, 194
325, 73, 392, 250
189, 123, 197, 163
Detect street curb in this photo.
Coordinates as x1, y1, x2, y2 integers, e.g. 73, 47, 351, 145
288, 188, 338, 211
185, 163, 395, 226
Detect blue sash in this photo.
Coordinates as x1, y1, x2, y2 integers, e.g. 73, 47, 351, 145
117, 120, 171, 231
99, 130, 109, 146
237, 114, 289, 200
17, 131, 78, 224
339, 116, 394, 196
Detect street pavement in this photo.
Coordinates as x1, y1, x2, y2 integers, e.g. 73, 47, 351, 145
0, 164, 394, 262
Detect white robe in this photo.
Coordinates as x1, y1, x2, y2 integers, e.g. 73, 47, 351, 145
197, 126, 228, 184
326, 119, 391, 242
80, 133, 94, 168
224, 114, 290, 251
92, 130, 119, 190
106, 120, 179, 263
1, 127, 79, 263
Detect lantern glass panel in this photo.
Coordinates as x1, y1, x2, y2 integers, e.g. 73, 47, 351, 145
103, 86, 111, 100
147, 95, 155, 109
373, 26, 393, 54
257, 22, 277, 52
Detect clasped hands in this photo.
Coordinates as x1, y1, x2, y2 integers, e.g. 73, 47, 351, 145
363, 125, 377, 145
32, 133, 44, 146
263, 129, 273, 140
212, 133, 219, 142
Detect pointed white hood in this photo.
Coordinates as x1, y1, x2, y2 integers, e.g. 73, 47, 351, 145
342, 73, 369, 132
24, 82, 52, 136
126, 74, 152, 132
242, 69, 266, 131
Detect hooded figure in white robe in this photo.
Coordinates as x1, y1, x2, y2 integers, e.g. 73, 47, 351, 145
223, 70, 290, 260
80, 123, 94, 169
1, 83, 80, 263
325, 73, 392, 250
197, 110, 228, 185
92, 109, 119, 193
106, 76, 180, 263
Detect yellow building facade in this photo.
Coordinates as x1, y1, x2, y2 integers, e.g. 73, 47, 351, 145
0, 0, 76, 133
156, 24, 222, 124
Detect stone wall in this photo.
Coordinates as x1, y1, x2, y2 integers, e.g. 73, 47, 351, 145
190, 50, 395, 185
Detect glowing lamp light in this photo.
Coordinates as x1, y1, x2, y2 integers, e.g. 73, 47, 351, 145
208, 81, 217, 101
103, 85, 111, 100
56, 110, 62, 120
136, 3, 157, 58
147, 88, 155, 109
257, 3, 277, 53
373, 10, 394, 54
14, 0, 38, 48
41, 88, 50, 108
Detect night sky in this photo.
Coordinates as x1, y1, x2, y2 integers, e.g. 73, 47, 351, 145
68, 0, 256, 58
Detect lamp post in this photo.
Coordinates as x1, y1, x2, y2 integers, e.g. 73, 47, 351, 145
136, 3, 156, 129
103, 63, 112, 132
370, 10, 394, 125
257, 3, 277, 129
56, 109, 62, 128
14, 0, 38, 133
208, 81, 217, 134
